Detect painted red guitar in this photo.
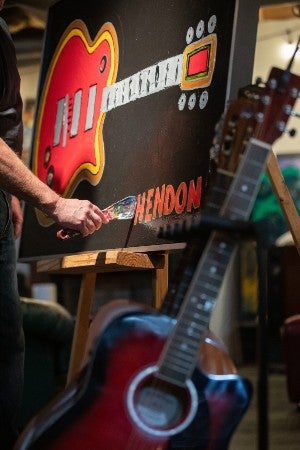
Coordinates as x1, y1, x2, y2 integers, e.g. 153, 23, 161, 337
33, 18, 217, 226
15, 65, 300, 450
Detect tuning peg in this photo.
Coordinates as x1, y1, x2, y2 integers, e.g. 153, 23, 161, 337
255, 76, 264, 86
278, 119, 297, 137
209, 145, 219, 160
287, 128, 297, 137
277, 121, 297, 137
283, 104, 300, 118
290, 111, 300, 119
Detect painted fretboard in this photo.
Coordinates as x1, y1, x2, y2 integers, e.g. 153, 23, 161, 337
101, 54, 183, 112
157, 138, 271, 385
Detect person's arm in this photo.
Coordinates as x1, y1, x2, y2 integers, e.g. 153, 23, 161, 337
11, 195, 23, 239
0, 138, 109, 236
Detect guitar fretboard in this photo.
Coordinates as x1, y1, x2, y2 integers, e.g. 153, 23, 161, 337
101, 54, 183, 112
157, 138, 271, 385
160, 167, 234, 318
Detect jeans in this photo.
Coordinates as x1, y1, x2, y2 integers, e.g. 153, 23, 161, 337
0, 190, 24, 449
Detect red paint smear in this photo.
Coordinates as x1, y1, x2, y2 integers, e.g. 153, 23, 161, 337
187, 48, 209, 76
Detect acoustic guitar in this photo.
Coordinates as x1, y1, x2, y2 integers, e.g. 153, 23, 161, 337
15, 65, 300, 449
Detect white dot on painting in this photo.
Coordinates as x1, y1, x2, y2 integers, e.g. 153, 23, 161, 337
178, 93, 186, 111
208, 15, 217, 33
186, 27, 194, 44
199, 90, 209, 109
196, 20, 204, 38
188, 93, 196, 110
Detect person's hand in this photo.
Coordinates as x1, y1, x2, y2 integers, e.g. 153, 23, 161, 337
51, 197, 110, 237
11, 195, 23, 239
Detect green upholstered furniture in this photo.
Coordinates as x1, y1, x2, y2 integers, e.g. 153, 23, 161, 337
18, 297, 74, 429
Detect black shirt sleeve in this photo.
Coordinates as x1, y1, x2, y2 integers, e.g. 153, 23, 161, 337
0, 17, 23, 156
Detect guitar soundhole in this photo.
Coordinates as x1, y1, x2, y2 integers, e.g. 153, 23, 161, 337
137, 378, 187, 428
127, 366, 198, 437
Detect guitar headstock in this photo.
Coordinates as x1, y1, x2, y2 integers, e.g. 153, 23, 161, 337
211, 66, 300, 174
252, 66, 300, 144
210, 86, 260, 174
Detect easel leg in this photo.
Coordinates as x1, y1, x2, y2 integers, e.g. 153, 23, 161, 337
67, 272, 97, 384
152, 252, 168, 309
257, 244, 269, 450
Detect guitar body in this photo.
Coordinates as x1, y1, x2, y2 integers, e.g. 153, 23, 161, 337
16, 63, 300, 450
33, 20, 118, 204
17, 302, 252, 450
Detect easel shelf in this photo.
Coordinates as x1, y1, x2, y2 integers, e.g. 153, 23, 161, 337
36, 249, 166, 274
36, 249, 169, 384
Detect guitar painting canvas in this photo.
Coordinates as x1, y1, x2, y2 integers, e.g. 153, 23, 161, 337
19, 0, 238, 259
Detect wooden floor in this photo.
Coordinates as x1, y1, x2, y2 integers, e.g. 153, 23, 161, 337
230, 365, 300, 450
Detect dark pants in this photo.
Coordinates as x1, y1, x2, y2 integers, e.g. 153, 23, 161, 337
0, 190, 24, 449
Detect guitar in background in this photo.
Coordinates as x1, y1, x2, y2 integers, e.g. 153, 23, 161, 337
14, 63, 300, 449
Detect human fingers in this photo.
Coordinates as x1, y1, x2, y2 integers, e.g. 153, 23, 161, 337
13, 220, 23, 239
57, 211, 110, 240
92, 207, 111, 225
82, 208, 110, 234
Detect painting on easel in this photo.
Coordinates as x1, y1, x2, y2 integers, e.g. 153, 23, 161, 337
20, 0, 238, 259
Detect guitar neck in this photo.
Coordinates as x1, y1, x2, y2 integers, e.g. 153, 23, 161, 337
100, 32, 217, 113
222, 138, 271, 221
157, 138, 271, 386
101, 54, 183, 112
160, 165, 234, 318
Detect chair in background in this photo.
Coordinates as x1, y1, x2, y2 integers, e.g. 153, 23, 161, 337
18, 297, 74, 429
281, 314, 300, 407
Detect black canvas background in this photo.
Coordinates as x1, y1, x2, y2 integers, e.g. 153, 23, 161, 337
20, 0, 236, 259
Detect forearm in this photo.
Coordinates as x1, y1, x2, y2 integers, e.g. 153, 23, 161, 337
0, 137, 59, 216
0, 138, 110, 235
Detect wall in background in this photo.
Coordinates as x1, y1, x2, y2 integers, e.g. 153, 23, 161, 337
18, 11, 300, 157
253, 16, 300, 153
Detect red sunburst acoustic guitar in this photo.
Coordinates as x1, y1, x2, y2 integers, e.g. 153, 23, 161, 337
15, 65, 300, 450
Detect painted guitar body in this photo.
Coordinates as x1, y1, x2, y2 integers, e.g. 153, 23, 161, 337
22, 306, 251, 450
34, 19, 216, 205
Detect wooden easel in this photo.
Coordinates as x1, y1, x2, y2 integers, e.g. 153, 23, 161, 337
257, 150, 300, 450
36, 249, 169, 384
266, 151, 300, 255
34, 151, 298, 385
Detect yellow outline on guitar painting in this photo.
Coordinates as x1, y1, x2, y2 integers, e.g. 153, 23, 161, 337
33, 19, 119, 225
181, 33, 217, 90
